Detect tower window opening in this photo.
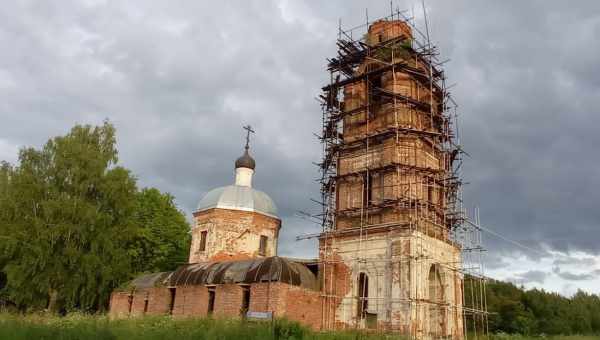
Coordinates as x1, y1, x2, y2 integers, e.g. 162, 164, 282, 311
357, 272, 369, 319
199, 230, 207, 252
259, 235, 268, 256
427, 177, 434, 203
364, 174, 374, 207
208, 288, 215, 315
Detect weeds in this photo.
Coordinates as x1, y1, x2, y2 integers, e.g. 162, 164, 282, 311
0, 314, 596, 340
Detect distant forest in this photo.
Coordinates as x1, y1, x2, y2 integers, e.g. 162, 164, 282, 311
466, 277, 600, 336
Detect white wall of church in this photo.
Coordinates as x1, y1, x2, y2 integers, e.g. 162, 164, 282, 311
320, 230, 463, 338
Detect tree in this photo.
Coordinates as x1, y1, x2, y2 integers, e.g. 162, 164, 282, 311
0, 122, 137, 312
0, 162, 11, 306
129, 188, 190, 274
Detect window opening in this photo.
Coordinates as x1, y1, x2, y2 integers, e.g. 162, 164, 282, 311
199, 230, 207, 252
259, 235, 268, 256
208, 288, 215, 315
168, 288, 176, 314
357, 272, 369, 319
241, 286, 250, 317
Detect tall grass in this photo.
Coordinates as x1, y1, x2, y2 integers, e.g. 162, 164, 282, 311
487, 335, 599, 340
0, 313, 400, 340
0, 314, 596, 340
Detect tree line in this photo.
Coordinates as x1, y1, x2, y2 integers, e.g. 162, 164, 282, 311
0, 122, 190, 313
465, 276, 600, 335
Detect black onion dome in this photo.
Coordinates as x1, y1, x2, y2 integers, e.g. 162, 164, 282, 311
235, 149, 255, 170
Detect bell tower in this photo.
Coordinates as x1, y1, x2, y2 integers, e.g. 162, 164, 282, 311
318, 18, 465, 338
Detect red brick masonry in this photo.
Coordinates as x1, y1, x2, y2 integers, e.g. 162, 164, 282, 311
109, 282, 322, 330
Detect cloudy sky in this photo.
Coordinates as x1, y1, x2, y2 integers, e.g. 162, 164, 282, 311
1, 0, 599, 296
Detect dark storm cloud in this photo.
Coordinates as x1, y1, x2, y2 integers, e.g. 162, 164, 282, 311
1, 0, 599, 263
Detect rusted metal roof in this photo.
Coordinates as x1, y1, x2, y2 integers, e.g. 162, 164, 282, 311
168, 256, 318, 291
121, 271, 172, 291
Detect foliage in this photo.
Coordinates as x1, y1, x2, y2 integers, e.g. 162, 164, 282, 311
129, 188, 190, 274
373, 40, 412, 63
0, 313, 403, 340
0, 122, 191, 313
465, 277, 600, 336
0, 122, 137, 312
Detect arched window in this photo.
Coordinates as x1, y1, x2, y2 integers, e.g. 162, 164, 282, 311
428, 264, 445, 336
357, 272, 369, 319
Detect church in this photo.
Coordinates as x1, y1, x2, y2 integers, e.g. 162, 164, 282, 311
110, 135, 323, 328
110, 18, 470, 339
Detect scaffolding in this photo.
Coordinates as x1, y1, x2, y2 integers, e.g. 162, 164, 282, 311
313, 8, 488, 339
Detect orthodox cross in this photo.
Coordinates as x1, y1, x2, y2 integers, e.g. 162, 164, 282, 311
243, 125, 255, 151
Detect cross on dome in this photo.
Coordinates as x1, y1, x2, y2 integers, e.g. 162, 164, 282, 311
243, 124, 254, 151
235, 125, 256, 171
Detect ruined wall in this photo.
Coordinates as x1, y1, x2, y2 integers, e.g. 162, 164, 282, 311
319, 17, 463, 337
367, 19, 412, 45
214, 284, 244, 317
172, 285, 209, 317
109, 282, 322, 330
189, 208, 281, 263
250, 282, 322, 330
319, 231, 463, 338
108, 292, 132, 318
337, 139, 444, 175
109, 287, 172, 318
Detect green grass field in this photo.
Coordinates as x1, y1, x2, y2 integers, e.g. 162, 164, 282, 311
0, 313, 400, 340
0, 313, 597, 340
487, 336, 598, 340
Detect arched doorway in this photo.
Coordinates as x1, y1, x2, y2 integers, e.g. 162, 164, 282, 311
428, 264, 445, 336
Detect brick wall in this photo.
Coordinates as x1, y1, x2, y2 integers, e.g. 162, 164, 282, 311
130, 291, 149, 316
145, 287, 173, 315
172, 285, 209, 317
214, 284, 244, 317
190, 208, 281, 263
109, 292, 132, 318
109, 283, 322, 330
249, 282, 322, 330
249, 283, 279, 312
280, 285, 323, 330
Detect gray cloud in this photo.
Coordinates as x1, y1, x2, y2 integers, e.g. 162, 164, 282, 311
556, 270, 600, 282
553, 266, 600, 281
553, 256, 597, 267
1, 1, 600, 268
514, 270, 550, 284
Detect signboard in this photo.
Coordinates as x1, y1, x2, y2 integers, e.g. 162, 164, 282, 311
246, 311, 273, 320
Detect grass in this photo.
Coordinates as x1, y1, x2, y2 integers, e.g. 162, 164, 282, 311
487, 335, 599, 340
0, 313, 401, 340
0, 313, 597, 340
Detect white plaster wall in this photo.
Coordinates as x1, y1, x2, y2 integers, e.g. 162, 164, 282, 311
323, 230, 463, 338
